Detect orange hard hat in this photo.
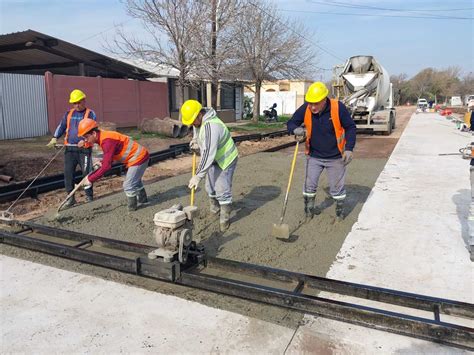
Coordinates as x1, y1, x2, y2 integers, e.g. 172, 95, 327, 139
78, 118, 98, 137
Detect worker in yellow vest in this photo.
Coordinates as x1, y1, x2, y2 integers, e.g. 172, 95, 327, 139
180, 100, 238, 232
77, 118, 150, 212
46, 89, 96, 207
287, 82, 357, 220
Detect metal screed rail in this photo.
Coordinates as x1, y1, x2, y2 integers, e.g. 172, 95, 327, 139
1, 220, 473, 350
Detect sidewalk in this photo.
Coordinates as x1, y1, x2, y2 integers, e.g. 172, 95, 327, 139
288, 112, 473, 353
1, 112, 472, 353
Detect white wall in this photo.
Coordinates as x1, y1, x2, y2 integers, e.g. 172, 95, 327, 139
245, 91, 297, 116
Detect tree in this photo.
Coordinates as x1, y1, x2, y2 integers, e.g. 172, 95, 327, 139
108, 0, 207, 106
233, 0, 316, 122
459, 72, 474, 98
193, 0, 244, 108
390, 73, 408, 106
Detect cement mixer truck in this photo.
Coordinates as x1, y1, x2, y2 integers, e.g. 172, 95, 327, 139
336, 55, 396, 135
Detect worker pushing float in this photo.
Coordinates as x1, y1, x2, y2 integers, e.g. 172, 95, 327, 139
287, 82, 357, 220
180, 100, 238, 232
77, 118, 150, 212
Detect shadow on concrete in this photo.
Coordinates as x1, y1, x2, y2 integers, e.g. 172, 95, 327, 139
452, 188, 471, 250
231, 185, 281, 224
320, 184, 373, 217
147, 184, 190, 207
202, 231, 241, 257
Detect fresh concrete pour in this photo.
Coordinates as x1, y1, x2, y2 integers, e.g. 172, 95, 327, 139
1, 149, 386, 326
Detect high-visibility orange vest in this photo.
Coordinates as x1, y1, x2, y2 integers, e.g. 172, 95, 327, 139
303, 99, 346, 155
99, 130, 148, 168
65, 108, 92, 146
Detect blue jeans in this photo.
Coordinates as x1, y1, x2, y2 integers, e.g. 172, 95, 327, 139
123, 159, 149, 197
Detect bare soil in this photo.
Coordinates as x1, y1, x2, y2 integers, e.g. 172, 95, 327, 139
0, 106, 415, 327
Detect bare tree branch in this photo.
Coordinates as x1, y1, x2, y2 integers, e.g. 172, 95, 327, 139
232, 0, 317, 121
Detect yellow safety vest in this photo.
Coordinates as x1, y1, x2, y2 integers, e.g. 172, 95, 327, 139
200, 117, 238, 170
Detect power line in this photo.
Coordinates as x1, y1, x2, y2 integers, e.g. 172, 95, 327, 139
313, 0, 474, 13
305, 0, 473, 20
247, 1, 344, 63
77, 19, 134, 44
279, 8, 473, 20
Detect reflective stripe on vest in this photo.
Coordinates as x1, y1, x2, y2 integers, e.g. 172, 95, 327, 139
303, 99, 346, 155
99, 130, 148, 168
65, 108, 91, 145
200, 117, 238, 170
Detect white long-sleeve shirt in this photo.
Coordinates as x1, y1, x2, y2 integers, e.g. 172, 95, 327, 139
193, 108, 230, 178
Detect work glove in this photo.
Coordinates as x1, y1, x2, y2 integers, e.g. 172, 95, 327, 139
293, 127, 306, 143
92, 158, 102, 169
82, 175, 93, 188
189, 139, 200, 153
46, 137, 57, 148
188, 175, 201, 190
342, 150, 353, 165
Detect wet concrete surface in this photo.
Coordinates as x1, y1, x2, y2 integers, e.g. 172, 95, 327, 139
1, 150, 386, 328
1, 107, 414, 329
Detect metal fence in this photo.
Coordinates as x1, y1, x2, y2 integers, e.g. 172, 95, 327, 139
0, 73, 48, 140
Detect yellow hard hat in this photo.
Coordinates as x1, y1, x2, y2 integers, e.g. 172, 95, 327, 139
180, 99, 203, 126
69, 89, 86, 104
305, 82, 329, 103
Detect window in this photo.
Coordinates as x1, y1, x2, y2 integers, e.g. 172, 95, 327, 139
220, 83, 235, 109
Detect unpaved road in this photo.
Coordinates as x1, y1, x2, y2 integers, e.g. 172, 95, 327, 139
1, 106, 414, 327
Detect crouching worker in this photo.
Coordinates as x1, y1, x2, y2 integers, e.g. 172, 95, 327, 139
180, 100, 238, 232
77, 119, 150, 211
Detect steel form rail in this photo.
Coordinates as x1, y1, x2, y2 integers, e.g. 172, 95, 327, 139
3, 221, 471, 349
0, 130, 289, 203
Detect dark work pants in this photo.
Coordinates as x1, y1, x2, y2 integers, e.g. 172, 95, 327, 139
64, 146, 93, 198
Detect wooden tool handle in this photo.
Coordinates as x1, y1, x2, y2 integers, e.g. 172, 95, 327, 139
190, 152, 197, 206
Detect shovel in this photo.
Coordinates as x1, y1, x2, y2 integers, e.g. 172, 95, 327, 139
56, 175, 89, 213
191, 152, 196, 206
183, 152, 199, 220
272, 141, 299, 239
56, 163, 99, 214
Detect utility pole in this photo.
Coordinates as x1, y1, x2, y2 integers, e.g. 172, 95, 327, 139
211, 0, 218, 108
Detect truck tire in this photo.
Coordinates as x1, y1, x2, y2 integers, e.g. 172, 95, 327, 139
383, 117, 393, 136
391, 113, 396, 130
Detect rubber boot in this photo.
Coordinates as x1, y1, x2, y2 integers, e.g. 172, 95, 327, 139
209, 197, 220, 215
127, 196, 138, 212
335, 200, 344, 220
220, 204, 232, 232
85, 187, 93, 202
137, 188, 148, 204
63, 194, 76, 208
304, 196, 315, 219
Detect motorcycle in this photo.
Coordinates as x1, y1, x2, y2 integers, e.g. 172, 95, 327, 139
263, 103, 278, 122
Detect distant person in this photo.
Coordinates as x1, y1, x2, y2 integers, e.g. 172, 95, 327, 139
287, 82, 357, 220
468, 111, 474, 261
429, 100, 434, 109
77, 119, 149, 212
46, 89, 96, 207
180, 99, 238, 232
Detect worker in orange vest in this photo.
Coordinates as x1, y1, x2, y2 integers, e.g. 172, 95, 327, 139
77, 118, 150, 211
46, 89, 96, 207
287, 82, 357, 220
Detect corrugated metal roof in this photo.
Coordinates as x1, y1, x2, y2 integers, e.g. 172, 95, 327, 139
0, 30, 157, 80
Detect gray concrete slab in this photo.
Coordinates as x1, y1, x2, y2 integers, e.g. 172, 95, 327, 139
1, 255, 295, 353
289, 113, 473, 353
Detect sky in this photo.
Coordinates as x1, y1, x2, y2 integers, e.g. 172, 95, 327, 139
1, 0, 473, 81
